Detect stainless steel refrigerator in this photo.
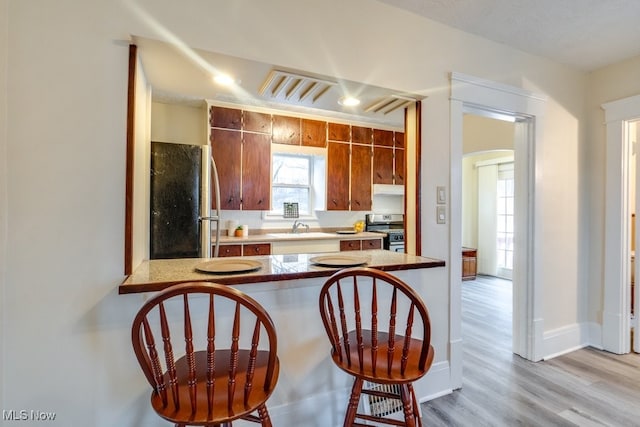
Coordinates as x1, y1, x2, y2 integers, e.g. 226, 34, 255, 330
150, 141, 220, 259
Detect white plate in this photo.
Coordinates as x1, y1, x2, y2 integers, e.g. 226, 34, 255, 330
309, 255, 368, 267
195, 259, 262, 274
336, 230, 358, 234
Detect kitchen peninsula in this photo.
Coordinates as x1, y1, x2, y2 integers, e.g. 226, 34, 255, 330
120, 250, 447, 426
119, 249, 444, 294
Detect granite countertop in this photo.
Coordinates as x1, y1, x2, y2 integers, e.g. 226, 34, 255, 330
119, 249, 445, 294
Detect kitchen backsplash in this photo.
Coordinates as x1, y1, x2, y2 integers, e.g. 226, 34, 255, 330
213, 194, 403, 233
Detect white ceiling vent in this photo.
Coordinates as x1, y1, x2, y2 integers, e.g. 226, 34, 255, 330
259, 69, 337, 105
365, 94, 417, 115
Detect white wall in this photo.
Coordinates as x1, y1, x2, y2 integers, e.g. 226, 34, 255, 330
3, 0, 596, 425
0, 0, 8, 412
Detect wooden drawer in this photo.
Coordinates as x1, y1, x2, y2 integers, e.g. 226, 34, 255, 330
361, 238, 382, 250
340, 240, 362, 251
243, 243, 271, 256
218, 244, 242, 257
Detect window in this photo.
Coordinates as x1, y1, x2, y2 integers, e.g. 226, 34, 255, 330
271, 153, 313, 215
496, 164, 514, 272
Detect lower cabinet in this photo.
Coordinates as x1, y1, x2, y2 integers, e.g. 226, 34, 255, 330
217, 243, 271, 257
462, 247, 477, 280
340, 238, 382, 251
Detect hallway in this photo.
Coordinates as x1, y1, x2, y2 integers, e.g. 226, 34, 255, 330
421, 275, 640, 426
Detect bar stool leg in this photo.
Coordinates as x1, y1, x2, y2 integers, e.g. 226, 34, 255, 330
344, 378, 364, 426
400, 384, 417, 427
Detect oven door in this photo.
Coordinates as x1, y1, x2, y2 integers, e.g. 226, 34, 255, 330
389, 243, 405, 253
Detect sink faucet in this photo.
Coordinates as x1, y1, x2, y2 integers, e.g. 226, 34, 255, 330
292, 220, 309, 233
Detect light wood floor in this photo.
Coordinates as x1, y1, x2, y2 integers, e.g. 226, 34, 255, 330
420, 275, 640, 426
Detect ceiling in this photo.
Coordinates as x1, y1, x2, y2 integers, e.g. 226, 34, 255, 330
378, 0, 640, 71
137, 2, 640, 127
135, 36, 418, 128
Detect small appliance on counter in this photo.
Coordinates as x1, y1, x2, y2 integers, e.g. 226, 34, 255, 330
365, 213, 405, 253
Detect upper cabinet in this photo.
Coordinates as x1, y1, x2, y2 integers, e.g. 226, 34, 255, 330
210, 128, 242, 210
209, 106, 271, 211
272, 114, 300, 145
210, 106, 242, 130
301, 119, 327, 148
209, 104, 403, 212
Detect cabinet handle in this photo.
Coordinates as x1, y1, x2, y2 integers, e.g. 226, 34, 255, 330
377, 172, 382, 178
258, 199, 262, 205
332, 199, 337, 205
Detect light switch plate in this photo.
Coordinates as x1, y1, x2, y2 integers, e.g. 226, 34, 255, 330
437, 205, 446, 224
437, 186, 446, 204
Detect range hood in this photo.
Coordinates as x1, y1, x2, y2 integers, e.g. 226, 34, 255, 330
373, 184, 404, 196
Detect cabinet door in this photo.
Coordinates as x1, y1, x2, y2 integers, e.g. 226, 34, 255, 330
243, 243, 271, 256
218, 244, 242, 257
244, 111, 272, 134
340, 240, 362, 251
350, 144, 372, 211
328, 122, 350, 142
301, 119, 326, 147
272, 114, 300, 145
327, 142, 350, 210
373, 129, 394, 147
242, 133, 271, 210
362, 238, 382, 250
210, 106, 242, 130
395, 148, 405, 185
394, 131, 405, 149
352, 126, 372, 145
373, 146, 394, 184
211, 129, 241, 210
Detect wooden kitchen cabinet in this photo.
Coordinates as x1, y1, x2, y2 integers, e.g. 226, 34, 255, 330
340, 239, 362, 251
301, 118, 326, 147
328, 122, 350, 142
340, 238, 382, 251
242, 133, 271, 210
395, 148, 405, 185
210, 128, 242, 210
394, 131, 405, 149
462, 247, 477, 280
352, 126, 372, 145
243, 110, 271, 134
327, 141, 350, 210
373, 146, 394, 184
373, 129, 394, 147
272, 114, 300, 145
218, 244, 242, 257
210, 106, 242, 130
361, 238, 382, 250
216, 243, 271, 257
242, 243, 271, 256
350, 144, 372, 211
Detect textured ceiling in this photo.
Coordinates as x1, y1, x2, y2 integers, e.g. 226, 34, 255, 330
377, 0, 640, 71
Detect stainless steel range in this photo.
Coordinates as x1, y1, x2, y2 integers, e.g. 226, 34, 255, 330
365, 213, 405, 253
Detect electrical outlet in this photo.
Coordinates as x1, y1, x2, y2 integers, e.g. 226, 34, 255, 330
437, 205, 446, 224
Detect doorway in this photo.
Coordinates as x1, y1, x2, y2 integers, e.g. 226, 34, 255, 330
449, 72, 547, 389
602, 94, 640, 354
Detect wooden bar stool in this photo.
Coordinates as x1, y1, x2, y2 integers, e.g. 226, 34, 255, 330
319, 267, 434, 427
131, 282, 279, 427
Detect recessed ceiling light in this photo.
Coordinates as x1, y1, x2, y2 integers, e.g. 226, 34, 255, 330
339, 96, 360, 107
213, 74, 235, 86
